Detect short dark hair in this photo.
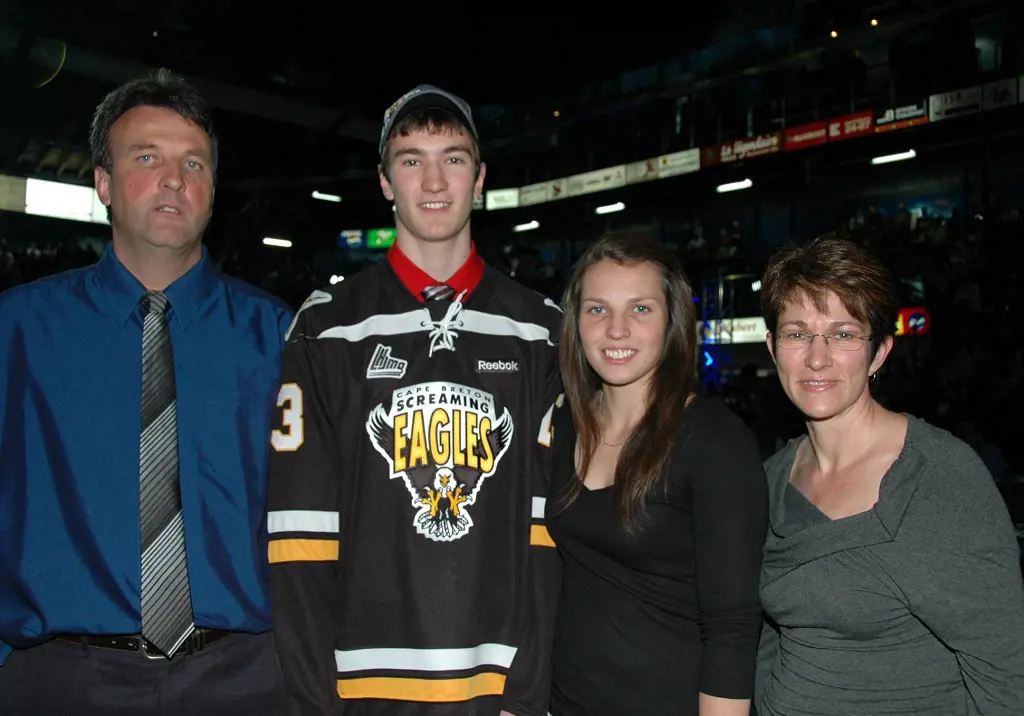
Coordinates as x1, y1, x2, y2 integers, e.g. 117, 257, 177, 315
557, 229, 700, 530
379, 107, 480, 182
760, 233, 899, 355
89, 68, 218, 179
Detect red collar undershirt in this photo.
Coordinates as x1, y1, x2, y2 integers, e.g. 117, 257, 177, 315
387, 241, 485, 302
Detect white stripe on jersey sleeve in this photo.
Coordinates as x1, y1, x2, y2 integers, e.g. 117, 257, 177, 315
335, 643, 518, 673
532, 497, 546, 520
267, 510, 339, 534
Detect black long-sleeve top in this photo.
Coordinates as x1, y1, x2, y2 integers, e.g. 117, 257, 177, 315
546, 395, 769, 716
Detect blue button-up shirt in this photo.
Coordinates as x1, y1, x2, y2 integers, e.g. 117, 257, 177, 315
0, 243, 293, 665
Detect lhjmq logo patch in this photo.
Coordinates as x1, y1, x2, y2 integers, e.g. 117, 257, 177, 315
366, 381, 513, 542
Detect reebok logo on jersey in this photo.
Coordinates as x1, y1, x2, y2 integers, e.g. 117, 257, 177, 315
477, 359, 519, 373
367, 344, 408, 379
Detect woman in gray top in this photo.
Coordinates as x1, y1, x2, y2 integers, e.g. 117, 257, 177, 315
754, 235, 1024, 715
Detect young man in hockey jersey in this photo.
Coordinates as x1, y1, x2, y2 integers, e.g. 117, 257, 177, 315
266, 85, 564, 716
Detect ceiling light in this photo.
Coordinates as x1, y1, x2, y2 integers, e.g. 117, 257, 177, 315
871, 149, 916, 165
312, 191, 342, 203
716, 179, 753, 193
595, 202, 625, 215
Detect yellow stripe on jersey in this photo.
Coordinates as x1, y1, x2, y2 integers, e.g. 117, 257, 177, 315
530, 525, 555, 548
267, 509, 340, 563
268, 538, 339, 563
334, 644, 515, 702
337, 673, 506, 702
530, 496, 556, 547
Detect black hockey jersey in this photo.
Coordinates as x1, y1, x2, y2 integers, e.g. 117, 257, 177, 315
266, 260, 564, 716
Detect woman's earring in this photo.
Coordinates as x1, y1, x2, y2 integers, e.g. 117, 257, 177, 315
869, 373, 878, 384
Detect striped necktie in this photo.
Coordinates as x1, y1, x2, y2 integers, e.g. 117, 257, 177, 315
422, 284, 455, 302
138, 290, 194, 658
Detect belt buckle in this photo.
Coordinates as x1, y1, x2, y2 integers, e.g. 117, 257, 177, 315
137, 636, 168, 661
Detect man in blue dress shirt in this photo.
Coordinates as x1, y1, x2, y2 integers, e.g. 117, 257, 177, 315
0, 69, 292, 715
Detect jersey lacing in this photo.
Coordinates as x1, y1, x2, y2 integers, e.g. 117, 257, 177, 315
425, 289, 467, 356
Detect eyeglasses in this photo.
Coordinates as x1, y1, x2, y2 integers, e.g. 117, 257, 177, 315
774, 331, 872, 351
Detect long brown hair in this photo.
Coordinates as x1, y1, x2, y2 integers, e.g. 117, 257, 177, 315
558, 230, 700, 529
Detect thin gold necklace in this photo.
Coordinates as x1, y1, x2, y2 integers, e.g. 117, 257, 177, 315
597, 391, 627, 447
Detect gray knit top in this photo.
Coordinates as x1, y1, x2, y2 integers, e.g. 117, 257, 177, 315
755, 415, 1024, 715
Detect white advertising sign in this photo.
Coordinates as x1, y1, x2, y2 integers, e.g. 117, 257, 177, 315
658, 148, 700, 177
485, 188, 520, 210
701, 317, 768, 345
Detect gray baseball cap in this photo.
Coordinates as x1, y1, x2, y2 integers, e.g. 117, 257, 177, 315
378, 84, 479, 158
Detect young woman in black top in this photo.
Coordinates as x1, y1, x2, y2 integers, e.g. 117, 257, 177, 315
547, 230, 768, 716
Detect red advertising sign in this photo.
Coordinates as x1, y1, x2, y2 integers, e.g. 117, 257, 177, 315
875, 115, 929, 133
895, 307, 930, 336
827, 110, 874, 141
702, 132, 782, 167
784, 121, 828, 150
874, 101, 929, 133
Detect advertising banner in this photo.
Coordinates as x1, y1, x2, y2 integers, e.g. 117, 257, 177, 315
827, 110, 874, 140
895, 307, 931, 336
929, 86, 982, 121
983, 78, 1018, 110
566, 165, 626, 197
702, 133, 782, 167
784, 121, 828, 150
625, 158, 659, 184
484, 188, 520, 210
657, 149, 700, 177
875, 101, 929, 132
518, 182, 548, 206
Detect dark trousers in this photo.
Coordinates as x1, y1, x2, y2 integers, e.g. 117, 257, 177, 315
0, 631, 287, 716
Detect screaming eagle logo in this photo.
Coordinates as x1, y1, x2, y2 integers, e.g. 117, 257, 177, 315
366, 381, 514, 542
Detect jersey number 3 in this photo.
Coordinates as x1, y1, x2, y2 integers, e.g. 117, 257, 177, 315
272, 383, 304, 452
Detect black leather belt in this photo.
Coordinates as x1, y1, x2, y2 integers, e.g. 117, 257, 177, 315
57, 628, 230, 659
